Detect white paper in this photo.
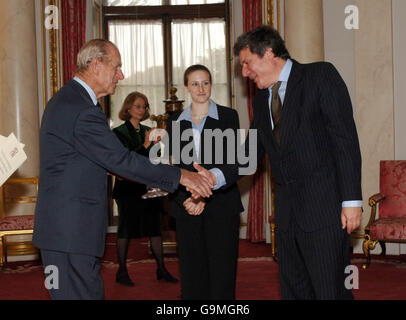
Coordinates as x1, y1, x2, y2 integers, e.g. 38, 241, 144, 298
0, 133, 27, 186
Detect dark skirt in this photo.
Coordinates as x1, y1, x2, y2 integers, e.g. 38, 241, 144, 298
115, 197, 163, 239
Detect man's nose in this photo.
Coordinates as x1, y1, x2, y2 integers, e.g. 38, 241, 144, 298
242, 65, 249, 77
117, 68, 124, 80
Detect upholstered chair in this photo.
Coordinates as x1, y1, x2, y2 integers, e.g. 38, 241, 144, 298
0, 177, 39, 267
362, 161, 406, 268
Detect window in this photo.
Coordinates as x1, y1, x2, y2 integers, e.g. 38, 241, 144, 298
104, 0, 230, 128
106, 0, 224, 6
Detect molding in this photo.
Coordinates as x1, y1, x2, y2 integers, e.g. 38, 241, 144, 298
41, 0, 47, 109
49, 0, 58, 96
94, 1, 102, 38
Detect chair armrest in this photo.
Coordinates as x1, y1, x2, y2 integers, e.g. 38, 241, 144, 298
368, 193, 385, 206
365, 192, 386, 231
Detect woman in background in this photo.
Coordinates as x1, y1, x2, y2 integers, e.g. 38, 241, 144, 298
166, 65, 243, 299
112, 91, 178, 286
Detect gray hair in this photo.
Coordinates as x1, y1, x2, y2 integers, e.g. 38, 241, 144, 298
75, 39, 117, 74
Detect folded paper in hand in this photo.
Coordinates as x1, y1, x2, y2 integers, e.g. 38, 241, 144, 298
0, 133, 27, 186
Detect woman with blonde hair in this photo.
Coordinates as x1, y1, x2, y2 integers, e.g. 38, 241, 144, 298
112, 91, 178, 286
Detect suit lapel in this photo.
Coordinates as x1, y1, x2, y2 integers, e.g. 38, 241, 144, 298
279, 61, 303, 151
178, 119, 197, 165
200, 114, 221, 165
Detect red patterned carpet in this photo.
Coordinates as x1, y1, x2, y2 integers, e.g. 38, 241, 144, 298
0, 234, 406, 300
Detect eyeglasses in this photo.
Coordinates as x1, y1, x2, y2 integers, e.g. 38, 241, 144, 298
131, 104, 148, 110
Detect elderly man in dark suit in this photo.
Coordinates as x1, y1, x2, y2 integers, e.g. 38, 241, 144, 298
197, 25, 363, 299
33, 39, 213, 300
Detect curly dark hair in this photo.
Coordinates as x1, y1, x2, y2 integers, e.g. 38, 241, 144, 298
234, 25, 290, 59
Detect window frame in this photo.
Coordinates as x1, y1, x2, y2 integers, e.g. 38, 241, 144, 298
102, 1, 231, 119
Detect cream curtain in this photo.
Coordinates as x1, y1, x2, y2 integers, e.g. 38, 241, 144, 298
105, 0, 223, 6
106, 0, 162, 6
172, 18, 229, 108
109, 17, 228, 128
171, 0, 224, 4
108, 20, 165, 128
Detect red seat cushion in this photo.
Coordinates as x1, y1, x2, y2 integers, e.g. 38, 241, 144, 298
370, 217, 406, 240
379, 161, 406, 218
0, 215, 35, 231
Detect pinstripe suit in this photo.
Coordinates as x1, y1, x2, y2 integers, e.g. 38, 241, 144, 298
228, 60, 362, 299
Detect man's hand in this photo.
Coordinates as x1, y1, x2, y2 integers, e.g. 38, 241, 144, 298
149, 128, 167, 144
143, 129, 152, 149
183, 197, 205, 216
180, 168, 213, 198
193, 163, 217, 186
341, 207, 362, 234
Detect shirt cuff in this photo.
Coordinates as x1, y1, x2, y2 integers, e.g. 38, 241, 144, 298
342, 200, 363, 207
210, 168, 226, 190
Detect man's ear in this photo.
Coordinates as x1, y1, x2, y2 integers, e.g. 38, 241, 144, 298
89, 58, 100, 75
264, 47, 275, 59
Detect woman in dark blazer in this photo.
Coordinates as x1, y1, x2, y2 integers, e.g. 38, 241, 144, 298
166, 65, 244, 299
112, 91, 178, 286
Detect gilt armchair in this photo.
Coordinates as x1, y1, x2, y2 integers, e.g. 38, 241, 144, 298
0, 177, 39, 267
362, 161, 406, 268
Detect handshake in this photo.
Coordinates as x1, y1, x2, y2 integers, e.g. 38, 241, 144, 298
179, 162, 216, 216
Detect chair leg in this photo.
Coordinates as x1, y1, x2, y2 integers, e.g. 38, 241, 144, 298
3, 236, 7, 266
362, 235, 378, 269
271, 223, 278, 262
0, 236, 4, 268
379, 241, 386, 256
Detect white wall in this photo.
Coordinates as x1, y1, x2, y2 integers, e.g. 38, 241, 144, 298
231, 0, 251, 239
324, 0, 406, 255
323, 0, 356, 108
393, 0, 406, 162
393, 0, 406, 254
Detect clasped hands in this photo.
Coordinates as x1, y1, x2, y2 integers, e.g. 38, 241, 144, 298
144, 130, 215, 215
179, 163, 217, 216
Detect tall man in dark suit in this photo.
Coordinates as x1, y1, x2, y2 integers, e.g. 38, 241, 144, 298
198, 25, 363, 299
33, 39, 213, 300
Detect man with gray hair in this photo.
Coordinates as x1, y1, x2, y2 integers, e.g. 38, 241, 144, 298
198, 25, 362, 300
33, 39, 213, 300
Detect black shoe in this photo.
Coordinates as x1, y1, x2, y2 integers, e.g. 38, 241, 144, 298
156, 268, 179, 283
116, 270, 134, 287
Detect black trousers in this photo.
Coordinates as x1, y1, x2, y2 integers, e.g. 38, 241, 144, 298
276, 216, 354, 300
41, 249, 104, 300
175, 213, 240, 300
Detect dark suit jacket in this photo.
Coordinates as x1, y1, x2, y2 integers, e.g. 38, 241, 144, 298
33, 80, 180, 257
166, 104, 244, 220
112, 121, 151, 199
226, 61, 362, 232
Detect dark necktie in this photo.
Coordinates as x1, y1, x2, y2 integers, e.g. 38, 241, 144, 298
271, 81, 282, 145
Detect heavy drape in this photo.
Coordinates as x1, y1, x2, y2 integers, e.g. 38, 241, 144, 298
243, 0, 265, 243
61, 0, 87, 85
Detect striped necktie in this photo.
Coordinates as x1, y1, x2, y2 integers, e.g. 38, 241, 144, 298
271, 81, 282, 145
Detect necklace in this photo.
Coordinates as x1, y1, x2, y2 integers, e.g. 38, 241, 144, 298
191, 113, 208, 120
